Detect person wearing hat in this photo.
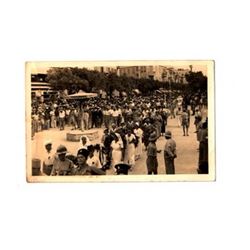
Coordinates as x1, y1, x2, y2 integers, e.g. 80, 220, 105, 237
50, 145, 74, 176
114, 163, 131, 175
42, 140, 55, 175
164, 131, 177, 174
146, 132, 161, 175
72, 148, 105, 175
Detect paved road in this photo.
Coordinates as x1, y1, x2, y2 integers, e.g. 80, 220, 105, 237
124, 116, 199, 175
31, 116, 199, 175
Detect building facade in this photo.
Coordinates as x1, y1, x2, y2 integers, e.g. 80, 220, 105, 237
94, 66, 117, 74
31, 73, 52, 96
117, 65, 167, 81
117, 65, 190, 83
162, 67, 189, 84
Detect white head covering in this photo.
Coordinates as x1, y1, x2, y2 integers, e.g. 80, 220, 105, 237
78, 135, 91, 150
44, 139, 52, 147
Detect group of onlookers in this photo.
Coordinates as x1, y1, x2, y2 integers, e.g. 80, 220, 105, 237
32, 89, 208, 175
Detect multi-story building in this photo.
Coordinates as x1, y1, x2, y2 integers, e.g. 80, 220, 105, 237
94, 66, 117, 74
93, 65, 190, 83
117, 65, 167, 81
31, 73, 52, 97
162, 67, 189, 84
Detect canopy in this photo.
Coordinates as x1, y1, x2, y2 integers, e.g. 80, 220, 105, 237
156, 89, 171, 94
66, 90, 98, 99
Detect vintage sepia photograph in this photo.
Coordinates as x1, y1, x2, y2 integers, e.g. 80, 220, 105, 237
26, 61, 215, 182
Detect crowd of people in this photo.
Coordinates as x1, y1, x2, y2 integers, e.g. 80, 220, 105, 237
32, 90, 208, 175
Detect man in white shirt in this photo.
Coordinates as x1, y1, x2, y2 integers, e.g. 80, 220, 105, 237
112, 107, 119, 126
58, 108, 65, 130
42, 140, 56, 175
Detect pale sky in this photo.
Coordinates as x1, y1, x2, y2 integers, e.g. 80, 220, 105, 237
30, 63, 207, 76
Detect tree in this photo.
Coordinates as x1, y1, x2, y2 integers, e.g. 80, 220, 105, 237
46, 66, 169, 96
185, 71, 207, 92
46, 67, 89, 93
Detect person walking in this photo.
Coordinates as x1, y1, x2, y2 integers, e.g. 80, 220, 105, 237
163, 131, 177, 174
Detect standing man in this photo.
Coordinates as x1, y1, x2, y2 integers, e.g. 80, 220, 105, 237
164, 131, 177, 174
146, 133, 161, 175
58, 107, 66, 130
83, 107, 90, 130
50, 108, 57, 128
103, 107, 109, 129
44, 106, 51, 130
197, 119, 208, 174
65, 106, 71, 126
112, 106, 119, 127
51, 145, 74, 176
101, 128, 114, 169
181, 109, 189, 136
42, 140, 55, 175
69, 107, 78, 130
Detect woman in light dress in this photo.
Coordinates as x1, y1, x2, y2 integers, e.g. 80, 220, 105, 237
134, 123, 143, 160
124, 130, 136, 170
110, 133, 124, 168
